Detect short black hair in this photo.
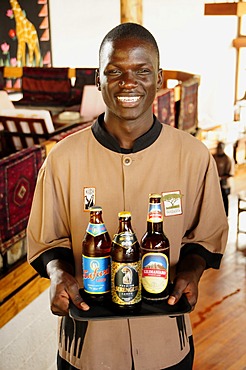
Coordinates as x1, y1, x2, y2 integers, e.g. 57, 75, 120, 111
99, 22, 160, 66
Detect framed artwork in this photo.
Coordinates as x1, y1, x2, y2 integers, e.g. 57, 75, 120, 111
0, 0, 52, 84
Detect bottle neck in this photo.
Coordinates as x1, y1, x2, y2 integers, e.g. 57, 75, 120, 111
147, 201, 163, 222
90, 211, 103, 224
147, 221, 164, 233
118, 218, 133, 233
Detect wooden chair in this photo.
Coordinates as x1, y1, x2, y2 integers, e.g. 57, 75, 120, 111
236, 190, 246, 250
0, 115, 85, 157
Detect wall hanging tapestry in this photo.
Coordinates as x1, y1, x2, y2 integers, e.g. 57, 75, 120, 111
178, 78, 199, 134
153, 88, 175, 127
0, 145, 44, 254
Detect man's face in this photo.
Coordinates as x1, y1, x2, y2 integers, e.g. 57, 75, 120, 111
98, 38, 162, 121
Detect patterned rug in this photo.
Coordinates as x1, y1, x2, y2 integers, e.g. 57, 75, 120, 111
16, 67, 72, 107
0, 146, 44, 255
178, 77, 199, 133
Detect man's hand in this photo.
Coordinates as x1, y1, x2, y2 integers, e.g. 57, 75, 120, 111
46, 259, 89, 316
167, 254, 206, 311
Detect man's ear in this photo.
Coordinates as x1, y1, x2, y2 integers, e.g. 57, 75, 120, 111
95, 69, 101, 91
157, 68, 163, 91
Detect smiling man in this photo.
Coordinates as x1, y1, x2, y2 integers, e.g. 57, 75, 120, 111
27, 23, 228, 370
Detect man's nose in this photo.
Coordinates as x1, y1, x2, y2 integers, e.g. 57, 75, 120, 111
119, 72, 138, 88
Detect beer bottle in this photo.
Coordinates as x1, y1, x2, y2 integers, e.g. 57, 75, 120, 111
82, 206, 111, 305
111, 211, 141, 313
140, 194, 170, 303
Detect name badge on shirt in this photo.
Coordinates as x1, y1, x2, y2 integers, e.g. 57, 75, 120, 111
162, 190, 183, 216
83, 187, 96, 211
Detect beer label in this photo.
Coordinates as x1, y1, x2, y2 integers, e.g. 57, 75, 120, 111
142, 253, 168, 294
86, 222, 107, 237
112, 231, 138, 248
147, 203, 163, 222
111, 261, 141, 305
83, 255, 111, 294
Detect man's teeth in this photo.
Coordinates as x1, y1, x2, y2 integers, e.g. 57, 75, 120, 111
117, 96, 140, 103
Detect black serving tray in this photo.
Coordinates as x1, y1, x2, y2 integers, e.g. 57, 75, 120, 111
69, 289, 192, 321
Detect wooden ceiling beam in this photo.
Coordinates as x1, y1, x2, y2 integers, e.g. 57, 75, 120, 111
233, 36, 246, 48
120, 0, 142, 24
204, 3, 246, 17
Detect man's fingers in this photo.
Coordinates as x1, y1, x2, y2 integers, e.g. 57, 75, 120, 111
51, 298, 70, 316
69, 288, 90, 311
167, 278, 189, 306
168, 277, 198, 310
79, 301, 90, 311
168, 290, 183, 305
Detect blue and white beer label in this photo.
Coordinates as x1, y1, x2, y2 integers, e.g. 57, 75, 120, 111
83, 255, 111, 294
86, 222, 107, 237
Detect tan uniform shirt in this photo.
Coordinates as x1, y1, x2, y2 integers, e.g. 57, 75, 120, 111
27, 123, 228, 369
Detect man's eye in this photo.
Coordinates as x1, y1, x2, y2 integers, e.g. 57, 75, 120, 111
137, 69, 150, 75
107, 70, 121, 76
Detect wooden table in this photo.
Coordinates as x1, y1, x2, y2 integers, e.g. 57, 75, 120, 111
52, 113, 95, 129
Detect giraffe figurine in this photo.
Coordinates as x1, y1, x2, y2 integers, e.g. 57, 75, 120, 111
9, 0, 41, 66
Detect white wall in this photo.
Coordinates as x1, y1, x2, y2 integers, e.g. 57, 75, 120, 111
49, 0, 121, 68
49, 0, 241, 126
143, 0, 237, 126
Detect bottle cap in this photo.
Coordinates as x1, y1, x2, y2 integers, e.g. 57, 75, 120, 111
149, 193, 162, 199
89, 206, 102, 212
118, 211, 131, 218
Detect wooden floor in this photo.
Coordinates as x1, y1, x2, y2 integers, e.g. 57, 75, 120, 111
190, 164, 246, 370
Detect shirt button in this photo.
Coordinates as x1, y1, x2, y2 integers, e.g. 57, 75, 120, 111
123, 157, 132, 166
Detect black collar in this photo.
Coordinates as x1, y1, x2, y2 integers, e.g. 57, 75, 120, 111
91, 113, 162, 153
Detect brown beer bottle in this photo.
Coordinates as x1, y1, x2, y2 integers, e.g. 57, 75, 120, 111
111, 211, 141, 313
82, 206, 111, 305
140, 194, 170, 303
